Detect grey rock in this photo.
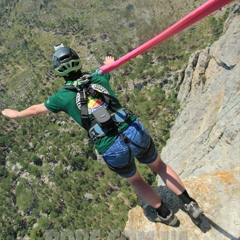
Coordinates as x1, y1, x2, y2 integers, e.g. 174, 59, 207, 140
162, 9, 240, 179
124, 3, 240, 240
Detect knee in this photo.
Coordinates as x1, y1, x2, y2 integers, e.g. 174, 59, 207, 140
126, 171, 144, 185
148, 155, 166, 172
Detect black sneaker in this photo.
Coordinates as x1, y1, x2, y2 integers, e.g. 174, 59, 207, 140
154, 210, 179, 226
184, 201, 204, 219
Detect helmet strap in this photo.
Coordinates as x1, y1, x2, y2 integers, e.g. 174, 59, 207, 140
64, 69, 83, 81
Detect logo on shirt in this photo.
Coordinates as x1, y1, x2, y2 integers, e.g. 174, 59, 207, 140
76, 84, 109, 114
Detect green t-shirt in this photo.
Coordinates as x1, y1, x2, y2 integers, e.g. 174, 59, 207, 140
44, 72, 136, 154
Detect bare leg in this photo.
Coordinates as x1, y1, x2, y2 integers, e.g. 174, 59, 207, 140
126, 170, 162, 209
147, 155, 185, 195
126, 155, 185, 208
126, 167, 180, 225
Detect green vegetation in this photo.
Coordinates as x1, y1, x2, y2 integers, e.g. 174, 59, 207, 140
0, 0, 232, 238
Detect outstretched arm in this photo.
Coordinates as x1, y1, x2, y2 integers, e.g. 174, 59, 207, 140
1, 103, 50, 119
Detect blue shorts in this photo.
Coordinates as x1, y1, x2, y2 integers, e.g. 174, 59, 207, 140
101, 119, 158, 178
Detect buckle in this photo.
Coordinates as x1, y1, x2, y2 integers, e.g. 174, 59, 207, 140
89, 124, 108, 139
112, 109, 130, 123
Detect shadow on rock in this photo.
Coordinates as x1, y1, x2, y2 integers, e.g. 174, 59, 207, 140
139, 185, 212, 232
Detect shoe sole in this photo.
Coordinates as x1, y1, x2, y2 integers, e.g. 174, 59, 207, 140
169, 215, 179, 226
155, 214, 179, 226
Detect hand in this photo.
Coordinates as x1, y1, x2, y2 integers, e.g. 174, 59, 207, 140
2, 109, 19, 119
103, 56, 114, 65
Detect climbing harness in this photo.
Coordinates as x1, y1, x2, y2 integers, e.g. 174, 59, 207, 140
64, 73, 124, 132
63, 73, 155, 174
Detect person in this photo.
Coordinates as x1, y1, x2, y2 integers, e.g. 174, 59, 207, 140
2, 44, 203, 226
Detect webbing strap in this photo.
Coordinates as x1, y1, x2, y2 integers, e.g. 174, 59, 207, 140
106, 133, 154, 175
64, 80, 122, 131
119, 132, 146, 163
88, 88, 122, 112
79, 89, 90, 130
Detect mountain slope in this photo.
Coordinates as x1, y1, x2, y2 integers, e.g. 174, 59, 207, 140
0, 0, 236, 239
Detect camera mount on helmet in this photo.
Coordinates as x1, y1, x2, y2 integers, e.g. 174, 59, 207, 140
54, 43, 65, 51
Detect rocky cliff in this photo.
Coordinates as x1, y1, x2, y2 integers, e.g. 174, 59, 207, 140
124, 2, 240, 240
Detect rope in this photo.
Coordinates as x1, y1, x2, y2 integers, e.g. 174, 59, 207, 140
99, 0, 234, 74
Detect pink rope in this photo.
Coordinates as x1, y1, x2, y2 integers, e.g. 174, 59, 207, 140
100, 0, 234, 74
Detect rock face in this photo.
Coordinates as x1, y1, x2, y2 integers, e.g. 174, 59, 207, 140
124, 167, 239, 240
124, 3, 240, 240
165, 11, 240, 179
